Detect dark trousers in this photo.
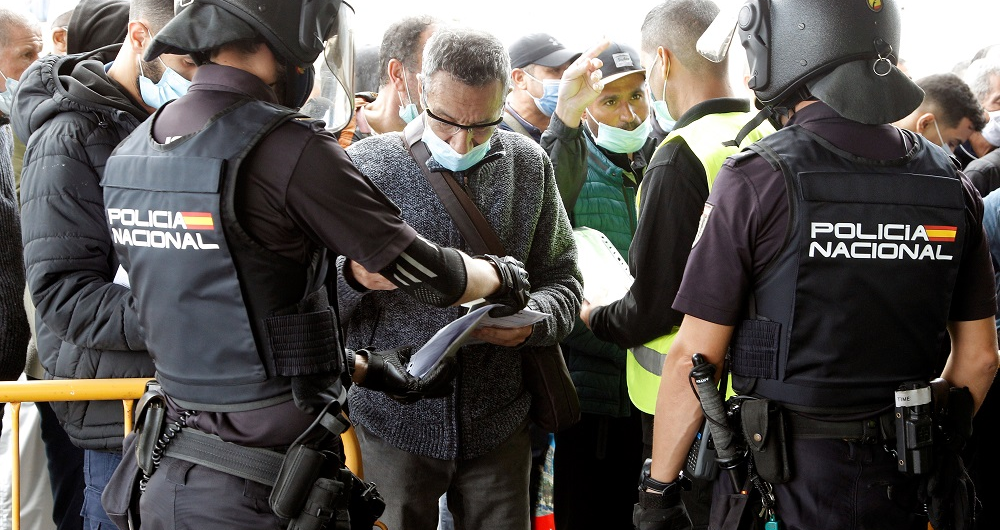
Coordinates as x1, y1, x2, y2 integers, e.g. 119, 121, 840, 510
711, 438, 925, 530
140, 456, 283, 529
553, 409, 643, 530
356, 422, 531, 530
964, 378, 998, 530
30, 377, 85, 530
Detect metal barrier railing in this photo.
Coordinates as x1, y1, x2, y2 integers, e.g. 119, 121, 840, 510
0, 379, 365, 530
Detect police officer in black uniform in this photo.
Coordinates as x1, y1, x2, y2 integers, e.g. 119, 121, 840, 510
633, 1, 1000, 530
98, 1, 530, 528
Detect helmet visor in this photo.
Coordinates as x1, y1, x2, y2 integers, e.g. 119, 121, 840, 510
696, 0, 741, 63
302, 1, 355, 132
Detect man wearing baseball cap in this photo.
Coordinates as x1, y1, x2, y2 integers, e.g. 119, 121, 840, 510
539, 40, 655, 529
502, 33, 580, 142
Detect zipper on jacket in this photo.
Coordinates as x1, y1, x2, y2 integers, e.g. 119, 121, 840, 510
93, 112, 109, 129
620, 181, 637, 236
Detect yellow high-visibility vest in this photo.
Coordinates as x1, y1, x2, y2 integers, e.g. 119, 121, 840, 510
627, 111, 773, 414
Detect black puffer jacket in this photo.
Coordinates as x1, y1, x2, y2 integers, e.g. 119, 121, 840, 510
13, 49, 153, 451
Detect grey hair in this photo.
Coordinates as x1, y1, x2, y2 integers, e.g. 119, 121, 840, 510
0, 8, 39, 48
965, 58, 1000, 105
379, 15, 437, 86
640, 0, 725, 75
421, 27, 511, 97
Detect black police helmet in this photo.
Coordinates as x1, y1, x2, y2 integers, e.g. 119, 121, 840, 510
737, 0, 923, 124
146, 0, 343, 68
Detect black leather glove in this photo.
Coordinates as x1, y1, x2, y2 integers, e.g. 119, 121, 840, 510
634, 459, 694, 530
633, 487, 693, 530
477, 254, 530, 317
359, 347, 456, 404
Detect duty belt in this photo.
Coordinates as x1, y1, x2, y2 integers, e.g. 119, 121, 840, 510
785, 411, 895, 444
162, 428, 284, 486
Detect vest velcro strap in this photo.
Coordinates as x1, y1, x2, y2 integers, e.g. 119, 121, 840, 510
164, 428, 284, 486
265, 308, 342, 377
730, 319, 780, 380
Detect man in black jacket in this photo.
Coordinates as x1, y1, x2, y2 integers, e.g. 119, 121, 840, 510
13, 1, 194, 528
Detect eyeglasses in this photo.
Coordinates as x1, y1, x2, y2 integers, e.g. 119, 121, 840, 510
425, 108, 503, 142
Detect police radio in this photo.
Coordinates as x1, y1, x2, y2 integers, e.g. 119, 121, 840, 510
894, 381, 934, 475
685, 419, 719, 480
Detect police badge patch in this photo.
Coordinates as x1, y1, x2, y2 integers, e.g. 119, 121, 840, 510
693, 203, 713, 247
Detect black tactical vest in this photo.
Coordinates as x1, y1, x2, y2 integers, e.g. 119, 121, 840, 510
103, 100, 344, 411
729, 126, 966, 413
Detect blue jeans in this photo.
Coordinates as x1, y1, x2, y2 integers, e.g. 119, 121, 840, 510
82, 450, 121, 530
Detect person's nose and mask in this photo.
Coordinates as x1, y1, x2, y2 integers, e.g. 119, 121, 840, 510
524, 72, 560, 117
136, 24, 192, 109
422, 126, 492, 172
138, 58, 192, 109
589, 107, 651, 154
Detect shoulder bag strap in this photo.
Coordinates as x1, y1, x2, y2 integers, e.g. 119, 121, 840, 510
402, 118, 506, 256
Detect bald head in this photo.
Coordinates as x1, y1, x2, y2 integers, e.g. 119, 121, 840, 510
0, 8, 39, 48
0, 8, 42, 89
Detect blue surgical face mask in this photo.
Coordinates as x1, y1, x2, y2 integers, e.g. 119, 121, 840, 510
590, 117, 652, 154
138, 60, 191, 109
524, 72, 560, 117
421, 117, 492, 172
397, 66, 420, 123
0, 68, 18, 116
645, 55, 674, 130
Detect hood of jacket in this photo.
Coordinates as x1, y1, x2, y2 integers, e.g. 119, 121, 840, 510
12, 47, 148, 143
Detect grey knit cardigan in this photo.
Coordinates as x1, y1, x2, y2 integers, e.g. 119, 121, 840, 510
341, 128, 582, 460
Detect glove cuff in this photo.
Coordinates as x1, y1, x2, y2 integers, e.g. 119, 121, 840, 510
475, 254, 512, 295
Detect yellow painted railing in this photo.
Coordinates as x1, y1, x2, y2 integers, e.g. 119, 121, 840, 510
0, 379, 365, 530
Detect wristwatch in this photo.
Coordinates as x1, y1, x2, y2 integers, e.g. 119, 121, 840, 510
638, 458, 691, 505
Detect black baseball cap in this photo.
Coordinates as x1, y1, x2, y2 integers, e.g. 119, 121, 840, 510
509, 33, 580, 69
597, 42, 645, 85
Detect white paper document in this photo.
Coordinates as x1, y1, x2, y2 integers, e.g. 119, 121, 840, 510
572, 227, 634, 306
406, 304, 550, 377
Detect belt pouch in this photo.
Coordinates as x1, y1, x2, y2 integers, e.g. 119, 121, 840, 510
134, 386, 166, 476
102, 432, 143, 530
741, 398, 792, 484
270, 444, 326, 519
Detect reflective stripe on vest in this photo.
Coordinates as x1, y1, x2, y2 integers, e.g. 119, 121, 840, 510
626, 111, 773, 414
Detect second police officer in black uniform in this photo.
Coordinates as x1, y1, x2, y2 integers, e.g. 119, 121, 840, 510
98, 1, 530, 528
634, 1, 999, 530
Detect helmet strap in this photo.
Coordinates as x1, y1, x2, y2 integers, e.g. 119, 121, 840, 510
726, 106, 776, 148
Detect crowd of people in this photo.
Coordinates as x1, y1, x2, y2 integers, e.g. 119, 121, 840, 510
1, 1, 999, 530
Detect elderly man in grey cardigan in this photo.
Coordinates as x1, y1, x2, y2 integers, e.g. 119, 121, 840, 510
340, 27, 582, 530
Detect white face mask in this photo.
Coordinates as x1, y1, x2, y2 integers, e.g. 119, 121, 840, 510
0, 67, 19, 116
